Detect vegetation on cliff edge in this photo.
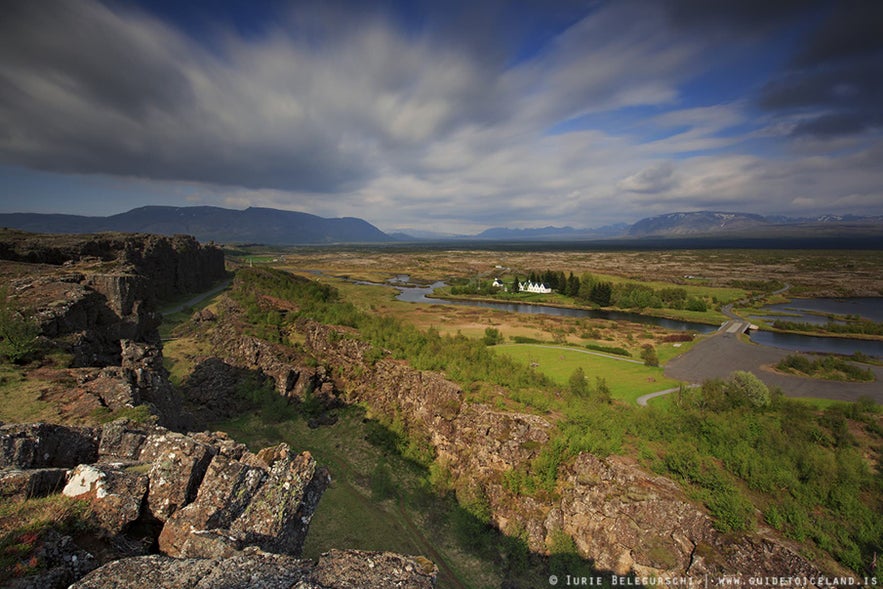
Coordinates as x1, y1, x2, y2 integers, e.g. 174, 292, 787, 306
230, 266, 882, 575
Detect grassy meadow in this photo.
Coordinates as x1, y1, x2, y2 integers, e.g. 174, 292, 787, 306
493, 344, 681, 405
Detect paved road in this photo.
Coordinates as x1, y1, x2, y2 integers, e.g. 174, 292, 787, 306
665, 325, 883, 403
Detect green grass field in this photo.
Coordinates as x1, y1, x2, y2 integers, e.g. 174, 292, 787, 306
492, 344, 683, 405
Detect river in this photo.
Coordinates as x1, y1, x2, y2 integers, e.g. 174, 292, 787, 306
389, 279, 882, 358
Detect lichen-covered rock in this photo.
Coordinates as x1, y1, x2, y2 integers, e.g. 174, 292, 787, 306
69, 550, 311, 589
311, 549, 438, 589
97, 419, 151, 461
139, 431, 215, 521
158, 444, 330, 558
69, 548, 438, 589
0, 423, 99, 469
157, 453, 267, 557
0, 467, 68, 499
63, 463, 148, 536
5, 530, 98, 589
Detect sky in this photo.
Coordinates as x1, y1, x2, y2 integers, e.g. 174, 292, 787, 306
0, 0, 881, 234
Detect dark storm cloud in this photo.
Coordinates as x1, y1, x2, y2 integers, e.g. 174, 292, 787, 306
0, 1, 195, 117
0, 0, 494, 192
661, 0, 815, 33
758, 1, 883, 138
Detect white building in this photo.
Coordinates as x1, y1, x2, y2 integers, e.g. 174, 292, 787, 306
519, 280, 552, 294
492, 278, 505, 289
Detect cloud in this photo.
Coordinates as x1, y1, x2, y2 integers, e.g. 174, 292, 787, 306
0, 0, 503, 193
619, 162, 679, 194
756, 2, 883, 138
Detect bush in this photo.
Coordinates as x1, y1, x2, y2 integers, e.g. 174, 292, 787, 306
725, 371, 771, 408
640, 344, 659, 367
0, 288, 40, 364
568, 367, 589, 398
483, 327, 503, 346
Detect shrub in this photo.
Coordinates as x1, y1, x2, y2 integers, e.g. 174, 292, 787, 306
568, 367, 589, 398
0, 288, 40, 364
725, 371, 771, 408
483, 327, 503, 346
640, 344, 659, 367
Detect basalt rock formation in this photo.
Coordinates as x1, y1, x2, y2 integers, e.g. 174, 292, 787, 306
1, 231, 227, 427
1, 230, 226, 368
0, 419, 334, 589
299, 319, 834, 582
70, 548, 437, 589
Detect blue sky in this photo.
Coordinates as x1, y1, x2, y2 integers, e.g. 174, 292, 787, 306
0, 0, 881, 233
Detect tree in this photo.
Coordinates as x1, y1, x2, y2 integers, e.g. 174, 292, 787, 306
590, 282, 612, 306
566, 273, 580, 297
640, 344, 659, 367
511, 276, 521, 293
568, 367, 590, 397
0, 288, 40, 364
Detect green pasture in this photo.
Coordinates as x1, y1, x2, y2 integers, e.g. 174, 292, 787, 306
493, 344, 682, 405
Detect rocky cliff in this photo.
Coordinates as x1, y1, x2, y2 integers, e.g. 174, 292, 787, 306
299, 319, 833, 582
1, 420, 436, 588
1, 230, 226, 368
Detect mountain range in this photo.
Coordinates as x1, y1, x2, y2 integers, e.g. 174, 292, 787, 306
1, 206, 881, 244
0, 206, 390, 245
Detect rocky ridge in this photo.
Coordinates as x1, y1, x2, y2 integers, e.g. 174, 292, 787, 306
299, 319, 834, 581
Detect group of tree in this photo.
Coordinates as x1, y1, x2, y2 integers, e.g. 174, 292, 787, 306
507, 270, 709, 312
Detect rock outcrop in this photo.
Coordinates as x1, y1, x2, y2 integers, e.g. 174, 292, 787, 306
0, 419, 333, 589
70, 548, 438, 589
1, 231, 226, 368
300, 319, 831, 580
211, 318, 337, 404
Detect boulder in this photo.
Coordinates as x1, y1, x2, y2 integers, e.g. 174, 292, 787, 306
0, 423, 99, 469
97, 419, 151, 461
139, 431, 215, 521
63, 463, 148, 536
4, 530, 97, 589
0, 467, 68, 499
69, 550, 312, 589
311, 549, 439, 589
158, 444, 330, 558
69, 548, 438, 589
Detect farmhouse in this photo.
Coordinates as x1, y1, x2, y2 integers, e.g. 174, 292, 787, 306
519, 280, 552, 294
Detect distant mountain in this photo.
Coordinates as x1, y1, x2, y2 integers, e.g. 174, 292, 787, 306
628, 211, 883, 238
453, 223, 629, 241
0, 206, 392, 245
628, 211, 769, 237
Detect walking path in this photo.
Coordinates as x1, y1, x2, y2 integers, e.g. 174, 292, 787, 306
160, 279, 231, 315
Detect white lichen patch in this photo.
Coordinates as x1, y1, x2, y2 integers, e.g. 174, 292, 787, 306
63, 464, 108, 499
